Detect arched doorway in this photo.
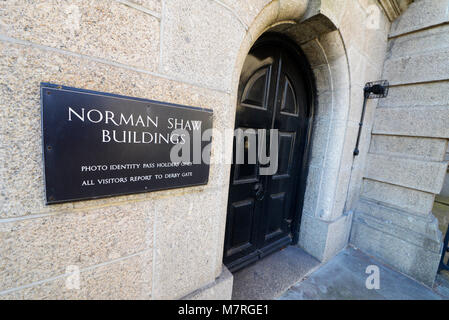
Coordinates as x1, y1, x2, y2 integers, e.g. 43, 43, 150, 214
223, 34, 315, 272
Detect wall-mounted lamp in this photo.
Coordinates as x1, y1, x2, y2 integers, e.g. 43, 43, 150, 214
353, 80, 389, 156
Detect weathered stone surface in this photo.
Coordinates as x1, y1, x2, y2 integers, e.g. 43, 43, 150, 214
280, 246, 442, 300
441, 174, 449, 197
302, 166, 322, 217
372, 106, 449, 139
340, 0, 390, 57
379, 82, 449, 108
355, 198, 441, 239
320, 0, 348, 27
364, 153, 448, 194
0, 0, 160, 72
0, 41, 230, 218
0, 250, 153, 299
126, 0, 161, 13
351, 211, 442, 286
384, 51, 449, 85
370, 135, 448, 162
378, 0, 406, 22
332, 167, 352, 219
0, 201, 153, 291
311, 119, 347, 169
361, 178, 435, 215
389, 0, 449, 37
299, 211, 352, 261
300, 39, 327, 68
160, 0, 246, 92
284, 13, 337, 45
354, 212, 441, 253
314, 166, 340, 220
152, 191, 219, 299
388, 24, 449, 59
246, 0, 280, 41
182, 266, 233, 300
346, 47, 372, 89
215, 0, 271, 28
278, 0, 308, 21
311, 64, 332, 94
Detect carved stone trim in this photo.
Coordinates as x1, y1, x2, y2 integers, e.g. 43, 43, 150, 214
378, 0, 412, 21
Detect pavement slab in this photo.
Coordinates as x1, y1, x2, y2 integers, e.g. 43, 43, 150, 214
231, 246, 320, 300
279, 247, 444, 300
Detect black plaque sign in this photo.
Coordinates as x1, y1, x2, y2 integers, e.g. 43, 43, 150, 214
41, 83, 213, 204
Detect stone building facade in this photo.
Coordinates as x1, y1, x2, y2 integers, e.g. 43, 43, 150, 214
0, 0, 447, 299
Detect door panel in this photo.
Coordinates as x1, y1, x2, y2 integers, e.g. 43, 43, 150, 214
224, 38, 310, 272
226, 198, 256, 256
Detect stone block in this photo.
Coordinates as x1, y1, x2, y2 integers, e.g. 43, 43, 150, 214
299, 211, 352, 261
0, 0, 160, 72
309, 118, 331, 168
215, 0, 271, 28
315, 166, 341, 220
152, 191, 221, 299
278, 0, 308, 21
284, 13, 337, 45
329, 55, 350, 91
160, 0, 246, 92
441, 174, 449, 197
321, 211, 353, 261
361, 178, 435, 215
126, 0, 161, 13
388, 24, 449, 59
182, 266, 233, 300
389, 0, 449, 37
310, 119, 346, 169
317, 30, 346, 64
0, 201, 153, 292
331, 167, 352, 220
372, 106, 449, 139
364, 153, 448, 194
351, 210, 442, 286
339, 121, 359, 173
320, 0, 348, 27
332, 88, 350, 121
355, 198, 441, 239
300, 39, 327, 68
369, 135, 448, 162
311, 64, 332, 94
0, 250, 153, 299
378, 82, 449, 108
340, 0, 389, 56
384, 51, 449, 85
302, 166, 322, 217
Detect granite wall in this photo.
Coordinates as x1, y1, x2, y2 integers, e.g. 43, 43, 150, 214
351, 0, 449, 286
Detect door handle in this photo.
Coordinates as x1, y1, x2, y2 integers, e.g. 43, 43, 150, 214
253, 182, 264, 200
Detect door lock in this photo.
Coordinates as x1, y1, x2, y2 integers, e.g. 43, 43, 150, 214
253, 182, 264, 200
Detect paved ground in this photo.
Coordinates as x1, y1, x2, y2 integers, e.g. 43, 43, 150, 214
231, 245, 449, 300
279, 247, 447, 300
231, 246, 320, 300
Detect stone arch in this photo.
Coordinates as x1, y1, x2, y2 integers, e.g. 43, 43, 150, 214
227, 0, 353, 262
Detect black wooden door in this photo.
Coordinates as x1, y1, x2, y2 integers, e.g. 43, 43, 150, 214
224, 38, 310, 272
